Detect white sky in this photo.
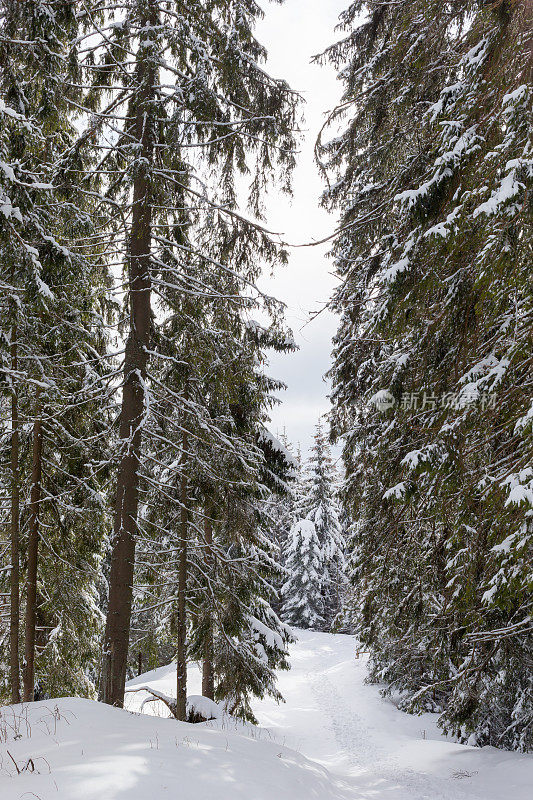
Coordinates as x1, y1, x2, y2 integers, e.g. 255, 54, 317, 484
255, 0, 347, 455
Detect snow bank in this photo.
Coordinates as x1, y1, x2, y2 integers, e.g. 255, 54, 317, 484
0, 697, 346, 800
2, 633, 531, 800
187, 694, 225, 721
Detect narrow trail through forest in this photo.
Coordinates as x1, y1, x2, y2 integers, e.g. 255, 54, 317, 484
251, 630, 531, 800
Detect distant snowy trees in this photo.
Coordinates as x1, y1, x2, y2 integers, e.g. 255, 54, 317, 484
281, 423, 346, 631
283, 519, 325, 629
321, 0, 533, 752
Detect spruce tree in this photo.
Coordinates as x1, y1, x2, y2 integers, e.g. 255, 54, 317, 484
0, 0, 113, 701
306, 422, 345, 628
131, 308, 296, 720
75, 0, 298, 707
321, 0, 532, 750
281, 423, 345, 631
282, 518, 325, 630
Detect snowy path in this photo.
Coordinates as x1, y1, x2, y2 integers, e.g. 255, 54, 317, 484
251, 630, 531, 800
3, 631, 529, 799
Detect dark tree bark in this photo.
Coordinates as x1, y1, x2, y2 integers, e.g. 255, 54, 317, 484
176, 438, 189, 721
9, 320, 20, 704
202, 512, 215, 701
100, 4, 157, 708
23, 411, 43, 702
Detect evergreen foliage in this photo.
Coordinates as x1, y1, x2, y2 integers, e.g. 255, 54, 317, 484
321, 0, 533, 751
306, 423, 345, 627
0, 0, 113, 700
281, 422, 345, 630
282, 518, 325, 630
0, 0, 300, 714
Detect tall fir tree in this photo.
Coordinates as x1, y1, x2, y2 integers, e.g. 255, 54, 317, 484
0, 0, 113, 701
306, 422, 345, 628
74, 0, 298, 707
130, 307, 297, 720
281, 517, 325, 630
281, 423, 345, 631
321, 0, 532, 750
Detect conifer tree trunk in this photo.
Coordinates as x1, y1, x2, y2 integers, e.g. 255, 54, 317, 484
176, 434, 189, 721
23, 411, 43, 702
202, 512, 215, 701
100, 4, 157, 707
9, 321, 20, 703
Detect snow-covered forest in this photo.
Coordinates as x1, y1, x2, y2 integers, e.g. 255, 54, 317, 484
0, 1, 531, 798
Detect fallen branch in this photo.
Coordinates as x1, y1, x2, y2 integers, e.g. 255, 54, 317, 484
125, 686, 178, 718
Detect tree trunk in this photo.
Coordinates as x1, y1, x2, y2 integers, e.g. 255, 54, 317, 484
176, 441, 189, 721
9, 321, 20, 704
23, 411, 43, 702
100, 5, 157, 708
202, 512, 215, 701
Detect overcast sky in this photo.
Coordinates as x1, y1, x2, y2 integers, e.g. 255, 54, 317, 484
255, 0, 347, 455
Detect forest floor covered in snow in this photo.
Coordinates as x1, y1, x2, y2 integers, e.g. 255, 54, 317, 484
1, 630, 531, 799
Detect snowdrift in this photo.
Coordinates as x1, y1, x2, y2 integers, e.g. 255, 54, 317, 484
0, 697, 346, 800
2, 632, 532, 800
